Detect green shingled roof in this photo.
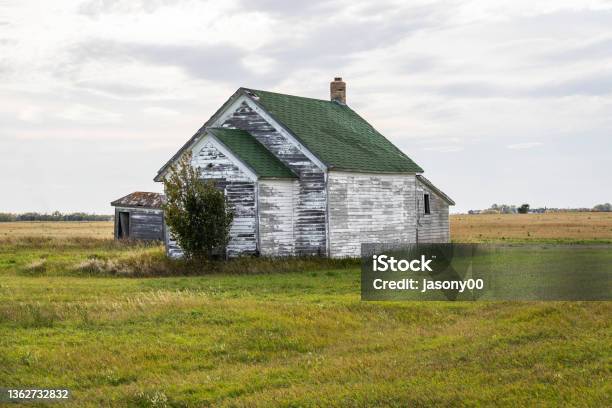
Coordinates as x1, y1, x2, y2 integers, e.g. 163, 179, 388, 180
208, 128, 296, 178
244, 88, 423, 173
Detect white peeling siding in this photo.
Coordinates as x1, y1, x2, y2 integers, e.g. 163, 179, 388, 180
222, 102, 327, 256
192, 141, 253, 183
258, 180, 295, 256
222, 181, 257, 256
416, 181, 451, 243
328, 172, 417, 258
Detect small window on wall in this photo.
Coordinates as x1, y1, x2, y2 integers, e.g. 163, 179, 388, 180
424, 194, 431, 215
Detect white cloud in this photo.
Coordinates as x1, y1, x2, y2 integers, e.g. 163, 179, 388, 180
57, 104, 122, 124
422, 146, 465, 153
17, 106, 43, 122
506, 142, 544, 150
142, 106, 180, 116
241, 54, 277, 75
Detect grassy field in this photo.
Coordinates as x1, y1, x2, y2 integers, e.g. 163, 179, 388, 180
0, 214, 610, 407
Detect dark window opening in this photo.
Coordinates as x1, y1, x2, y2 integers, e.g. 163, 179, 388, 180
118, 211, 130, 239
424, 194, 431, 215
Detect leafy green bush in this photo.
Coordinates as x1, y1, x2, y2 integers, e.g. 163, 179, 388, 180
163, 153, 233, 260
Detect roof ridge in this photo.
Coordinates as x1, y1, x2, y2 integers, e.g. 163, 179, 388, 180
241, 87, 344, 105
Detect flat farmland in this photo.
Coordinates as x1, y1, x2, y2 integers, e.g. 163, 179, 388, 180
0, 221, 114, 239
2, 212, 610, 242
451, 212, 612, 243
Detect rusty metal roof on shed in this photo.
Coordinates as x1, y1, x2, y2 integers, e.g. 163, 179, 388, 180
111, 192, 165, 209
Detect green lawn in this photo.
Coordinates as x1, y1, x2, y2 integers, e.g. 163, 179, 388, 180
0, 239, 611, 407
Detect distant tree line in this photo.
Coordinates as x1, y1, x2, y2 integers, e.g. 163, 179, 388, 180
0, 211, 113, 222
469, 204, 520, 214
593, 203, 612, 212
468, 203, 611, 214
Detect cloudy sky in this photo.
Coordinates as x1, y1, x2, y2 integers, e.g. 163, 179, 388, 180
1, 0, 610, 213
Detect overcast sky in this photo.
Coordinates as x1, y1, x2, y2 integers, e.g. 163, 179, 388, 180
1, 0, 610, 213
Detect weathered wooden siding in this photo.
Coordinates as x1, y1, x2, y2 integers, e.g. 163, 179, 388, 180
416, 181, 451, 243
114, 207, 163, 241
165, 140, 257, 258
327, 171, 417, 258
221, 102, 327, 256
218, 181, 257, 257
258, 180, 295, 256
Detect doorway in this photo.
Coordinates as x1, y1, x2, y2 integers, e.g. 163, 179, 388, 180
118, 211, 130, 239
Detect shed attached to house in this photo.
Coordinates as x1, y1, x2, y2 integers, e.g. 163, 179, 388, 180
415, 175, 456, 243
110, 192, 164, 241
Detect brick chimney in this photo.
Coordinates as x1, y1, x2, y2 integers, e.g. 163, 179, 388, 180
330, 77, 346, 104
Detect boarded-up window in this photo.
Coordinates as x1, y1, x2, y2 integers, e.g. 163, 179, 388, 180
424, 194, 431, 215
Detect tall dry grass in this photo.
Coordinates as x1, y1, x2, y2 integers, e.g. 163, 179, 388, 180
71, 249, 359, 277
0, 221, 114, 239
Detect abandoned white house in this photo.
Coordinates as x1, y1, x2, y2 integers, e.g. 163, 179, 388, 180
155, 78, 454, 258
111, 192, 165, 241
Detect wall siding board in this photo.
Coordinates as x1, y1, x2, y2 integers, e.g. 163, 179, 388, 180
221, 102, 327, 256
415, 181, 451, 243
258, 180, 295, 256
328, 172, 417, 258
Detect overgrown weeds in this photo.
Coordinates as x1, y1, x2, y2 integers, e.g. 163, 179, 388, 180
71, 247, 358, 277
0, 235, 157, 250
3, 233, 358, 278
